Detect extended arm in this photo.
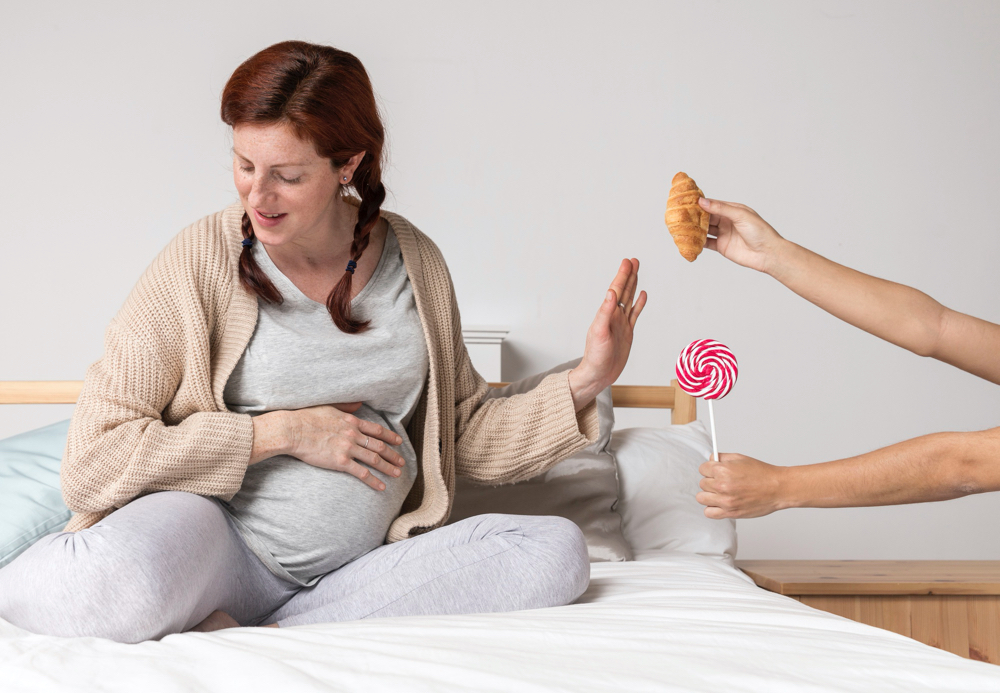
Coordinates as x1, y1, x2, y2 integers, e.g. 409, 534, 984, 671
452, 258, 646, 484
697, 427, 1000, 518
700, 198, 1000, 384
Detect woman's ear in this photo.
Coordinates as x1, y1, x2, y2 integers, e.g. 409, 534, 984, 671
338, 152, 367, 184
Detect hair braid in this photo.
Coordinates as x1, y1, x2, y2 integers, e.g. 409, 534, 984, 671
238, 212, 283, 305
327, 161, 387, 333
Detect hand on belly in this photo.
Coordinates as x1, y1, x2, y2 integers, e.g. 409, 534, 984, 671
251, 401, 407, 491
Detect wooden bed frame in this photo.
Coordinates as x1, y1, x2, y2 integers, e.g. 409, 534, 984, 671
0, 380, 697, 424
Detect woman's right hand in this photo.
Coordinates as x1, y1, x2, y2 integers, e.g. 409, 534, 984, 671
698, 197, 787, 275
251, 404, 405, 491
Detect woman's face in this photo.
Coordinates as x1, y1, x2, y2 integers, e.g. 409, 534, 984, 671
232, 122, 344, 247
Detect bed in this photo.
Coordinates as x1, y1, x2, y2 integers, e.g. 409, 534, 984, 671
2, 379, 1000, 692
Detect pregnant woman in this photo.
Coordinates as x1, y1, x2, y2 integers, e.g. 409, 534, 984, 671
0, 41, 646, 643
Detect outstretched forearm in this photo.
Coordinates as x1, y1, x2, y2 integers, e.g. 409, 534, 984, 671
768, 240, 945, 358
781, 427, 1000, 510
765, 240, 1000, 384
699, 427, 1000, 519
701, 197, 1000, 384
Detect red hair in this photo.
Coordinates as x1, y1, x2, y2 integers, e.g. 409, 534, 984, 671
221, 40, 387, 333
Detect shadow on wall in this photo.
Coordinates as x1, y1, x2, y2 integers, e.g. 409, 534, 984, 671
499, 340, 575, 383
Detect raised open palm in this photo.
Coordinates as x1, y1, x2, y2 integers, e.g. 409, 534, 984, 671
570, 258, 647, 408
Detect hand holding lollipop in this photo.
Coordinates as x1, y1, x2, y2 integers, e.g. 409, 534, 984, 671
675, 339, 738, 461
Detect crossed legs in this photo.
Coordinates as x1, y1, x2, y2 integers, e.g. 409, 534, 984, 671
0, 491, 590, 643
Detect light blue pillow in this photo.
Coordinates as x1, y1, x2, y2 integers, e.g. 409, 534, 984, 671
0, 420, 72, 568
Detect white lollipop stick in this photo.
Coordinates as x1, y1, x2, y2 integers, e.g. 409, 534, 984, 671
708, 400, 719, 462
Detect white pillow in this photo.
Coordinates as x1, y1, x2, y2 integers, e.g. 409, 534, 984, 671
609, 422, 737, 563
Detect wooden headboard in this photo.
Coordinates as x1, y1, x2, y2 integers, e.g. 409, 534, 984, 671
0, 380, 697, 425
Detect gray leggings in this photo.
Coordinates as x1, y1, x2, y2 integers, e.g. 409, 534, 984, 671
0, 491, 590, 643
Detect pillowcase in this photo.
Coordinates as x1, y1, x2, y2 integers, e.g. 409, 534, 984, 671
610, 422, 737, 564
448, 358, 633, 562
0, 420, 72, 568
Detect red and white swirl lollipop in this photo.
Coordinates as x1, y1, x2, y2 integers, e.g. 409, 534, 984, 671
675, 339, 738, 460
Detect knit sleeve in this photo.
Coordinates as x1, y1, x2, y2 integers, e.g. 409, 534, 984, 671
60, 218, 253, 520
448, 290, 600, 485
60, 318, 253, 516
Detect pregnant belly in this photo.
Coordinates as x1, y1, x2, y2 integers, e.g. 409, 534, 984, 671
226, 454, 417, 581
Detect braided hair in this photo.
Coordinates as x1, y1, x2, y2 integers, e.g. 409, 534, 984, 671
327, 165, 387, 332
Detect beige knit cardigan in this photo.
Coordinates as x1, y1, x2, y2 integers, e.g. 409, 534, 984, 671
61, 202, 599, 541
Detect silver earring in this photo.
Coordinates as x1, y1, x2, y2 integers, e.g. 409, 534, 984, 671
342, 176, 349, 182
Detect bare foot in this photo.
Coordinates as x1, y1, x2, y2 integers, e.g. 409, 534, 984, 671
191, 610, 240, 633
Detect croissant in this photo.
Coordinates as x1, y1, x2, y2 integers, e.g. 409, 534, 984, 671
665, 172, 710, 262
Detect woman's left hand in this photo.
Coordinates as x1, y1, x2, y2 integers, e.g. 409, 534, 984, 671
568, 258, 647, 410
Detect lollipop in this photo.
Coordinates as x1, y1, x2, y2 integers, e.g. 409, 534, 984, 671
675, 339, 738, 461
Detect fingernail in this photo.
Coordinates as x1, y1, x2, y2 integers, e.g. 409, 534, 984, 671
606, 290, 615, 302
379, 483, 385, 490
393, 469, 400, 476
698, 197, 709, 208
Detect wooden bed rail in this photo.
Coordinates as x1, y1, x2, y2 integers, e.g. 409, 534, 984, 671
489, 381, 695, 425
0, 379, 698, 425
0, 381, 83, 405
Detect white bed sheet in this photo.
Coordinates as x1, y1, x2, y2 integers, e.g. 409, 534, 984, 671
3, 550, 999, 692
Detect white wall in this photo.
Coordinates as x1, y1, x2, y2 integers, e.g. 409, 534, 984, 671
2, 0, 998, 559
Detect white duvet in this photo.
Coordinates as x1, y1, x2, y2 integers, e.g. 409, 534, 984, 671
3, 550, 999, 692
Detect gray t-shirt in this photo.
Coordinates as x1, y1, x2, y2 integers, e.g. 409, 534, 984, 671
221, 228, 428, 586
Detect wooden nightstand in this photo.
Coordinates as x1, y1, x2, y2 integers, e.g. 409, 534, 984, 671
737, 560, 1000, 664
